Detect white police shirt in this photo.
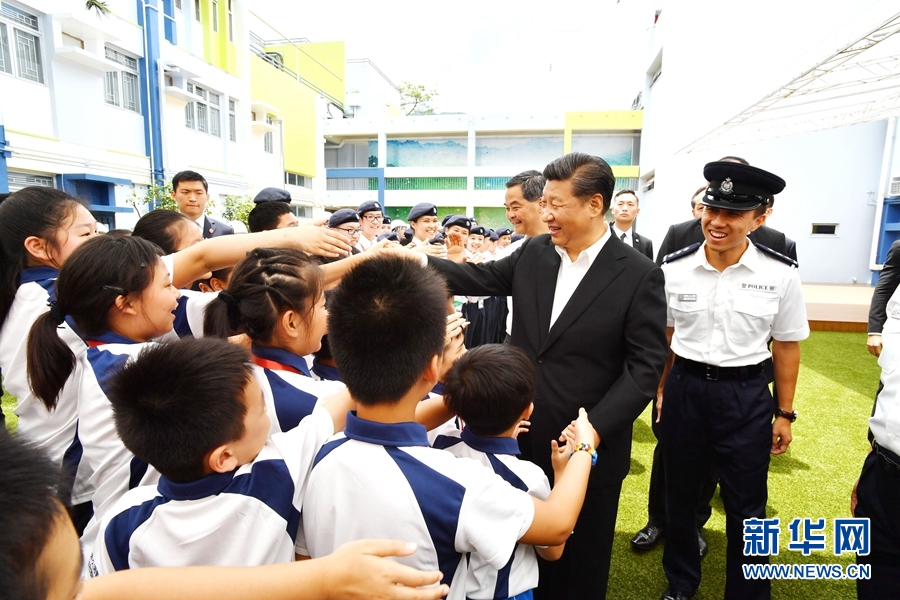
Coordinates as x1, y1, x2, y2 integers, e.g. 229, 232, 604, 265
662, 242, 809, 367
432, 428, 550, 600
76, 332, 161, 560
302, 412, 535, 600
90, 405, 334, 574
250, 344, 346, 436
0, 267, 95, 504
871, 285, 900, 455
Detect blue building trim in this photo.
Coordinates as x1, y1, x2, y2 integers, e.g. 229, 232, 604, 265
326, 167, 386, 206
0, 124, 9, 193
137, 0, 165, 186
62, 174, 132, 186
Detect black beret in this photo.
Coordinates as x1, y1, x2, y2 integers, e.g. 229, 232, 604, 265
357, 200, 382, 215
328, 208, 360, 228
428, 233, 445, 245
444, 215, 472, 231
496, 227, 513, 237
377, 232, 399, 242
702, 162, 786, 211
489, 230, 499, 242
253, 187, 292, 203
511, 233, 525, 243
382, 215, 392, 225
470, 226, 486, 237
408, 203, 438, 222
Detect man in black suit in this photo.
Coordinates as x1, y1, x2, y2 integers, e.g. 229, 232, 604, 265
611, 189, 653, 260
424, 153, 669, 600
867, 239, 900, 357
171, 170, 234, 239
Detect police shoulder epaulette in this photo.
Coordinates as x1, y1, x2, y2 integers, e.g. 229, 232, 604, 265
754, 243, 798, 268
662, 242, 702, 265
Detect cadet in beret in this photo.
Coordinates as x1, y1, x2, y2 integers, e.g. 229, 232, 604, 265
391, 219, 408, 238
495, 227, 513, 250
322, 209, 362, 263
356, 200, 383, 252
247, 201, 297, 233
407, 203, 446, 258
466, 225, 486, 254
443, 214, 472, 245
253, 187, 292, 203
656, 162, 808, 600
381, 215, 392, 235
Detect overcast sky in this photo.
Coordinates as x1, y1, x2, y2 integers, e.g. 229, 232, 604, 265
252, 0, 652, 115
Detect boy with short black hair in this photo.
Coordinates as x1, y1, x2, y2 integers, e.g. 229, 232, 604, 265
90, 337, 353, 574
302, 255, 597, 600
435, 344, 568, 599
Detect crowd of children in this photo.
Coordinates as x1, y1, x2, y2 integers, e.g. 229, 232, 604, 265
0, 184, 598, 600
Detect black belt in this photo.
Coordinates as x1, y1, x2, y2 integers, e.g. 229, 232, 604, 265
675, 356, 765, 382
873, 441, 900, 476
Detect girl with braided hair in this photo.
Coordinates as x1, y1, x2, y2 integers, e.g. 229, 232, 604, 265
203, 248, 345, 435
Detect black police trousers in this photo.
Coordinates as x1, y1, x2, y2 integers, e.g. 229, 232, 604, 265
660, 364, 774, 600
856, 448, 900, 599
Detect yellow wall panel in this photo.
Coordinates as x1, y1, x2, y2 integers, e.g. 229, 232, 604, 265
611, 165, 641, 179
250, 55, 318, 177
263, 41, 344, 106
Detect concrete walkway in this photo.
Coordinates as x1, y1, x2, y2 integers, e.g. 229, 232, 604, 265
803, 283, 873, 325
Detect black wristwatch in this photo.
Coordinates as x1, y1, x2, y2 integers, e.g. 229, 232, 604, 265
774, 408, 797, 422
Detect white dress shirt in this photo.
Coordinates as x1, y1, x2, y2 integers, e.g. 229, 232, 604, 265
612, 224, 633, 247
549, 227, 611, 329
661, 242, 809, 367
872, 285, 900, 455
356, 234, 376, 252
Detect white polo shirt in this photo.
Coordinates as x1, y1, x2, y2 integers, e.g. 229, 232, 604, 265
0, 267, 94, 503
871, 285, 900, 456
90, 407, 335, 574
432, 428, 550, 599
250, 344, 346, 436
302, 412, 535, 600
662, 242, 809, 367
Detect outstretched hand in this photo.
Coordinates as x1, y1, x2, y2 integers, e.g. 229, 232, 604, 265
321, 540, 449, 600
292, 224, 353, 258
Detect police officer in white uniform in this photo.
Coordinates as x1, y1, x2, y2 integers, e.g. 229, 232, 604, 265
855, 282, 900, 599
657, 162, 809, 600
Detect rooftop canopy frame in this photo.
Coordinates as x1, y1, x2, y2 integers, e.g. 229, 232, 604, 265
679, 9, 900, 154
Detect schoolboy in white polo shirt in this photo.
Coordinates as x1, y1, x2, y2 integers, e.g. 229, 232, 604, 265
301, 255, 597, 600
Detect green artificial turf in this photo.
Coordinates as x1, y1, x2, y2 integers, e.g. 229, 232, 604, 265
2, 379, 16, 434
609, 331, 881, 599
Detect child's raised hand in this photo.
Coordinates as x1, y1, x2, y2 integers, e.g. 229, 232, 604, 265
513, 420, 530, 439
572, 407, 598, 447
549, 437, 569, 478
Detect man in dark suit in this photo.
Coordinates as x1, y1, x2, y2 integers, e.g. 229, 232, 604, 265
611, 189, 653, 260
425, 153, 669, 600
171, 170, 234, 239
867, 239, 900, 357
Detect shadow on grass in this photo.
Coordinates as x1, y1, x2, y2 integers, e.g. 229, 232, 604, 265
769, 453, 812, 474
799, 332, 881, 399
630, 457, 647, 476
633, 417, 657, 444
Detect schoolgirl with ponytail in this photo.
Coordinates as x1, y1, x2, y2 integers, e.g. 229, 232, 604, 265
0, 187, 99, 525
204, 248, 346, 434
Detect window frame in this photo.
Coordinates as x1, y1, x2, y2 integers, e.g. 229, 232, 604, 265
185, 81, 223, 138
103, 46, 141, 114
0, 2, 44, 84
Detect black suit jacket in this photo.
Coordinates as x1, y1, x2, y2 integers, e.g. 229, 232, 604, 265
202, 215, 235, 239
869, 240, 900, 334
655, 218, 797, 265
632, 232, 654, 261
428, 234, 668, 486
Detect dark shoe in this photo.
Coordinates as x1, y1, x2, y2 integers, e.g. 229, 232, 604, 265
698, 529, 708, 559
631, 524, 664, 551
659, 588, 693, 600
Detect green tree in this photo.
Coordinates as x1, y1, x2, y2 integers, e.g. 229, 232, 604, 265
85, 0, 111, 16
398, 82, 437, 115
220, 195, 255, 229
127, 183, 216, 215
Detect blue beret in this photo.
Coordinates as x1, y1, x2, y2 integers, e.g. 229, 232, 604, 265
444, 215, 472, 231
377, 232, 399, 242
328, 208, 360, 228
470, 226, 486, 236
428, 233, 445, 245
357, 200, 382, 215
253, 187, 292, 204
702, 162, 785, 211
511, 233, 525, 243
496, 227, 513, 237
408, 203, 438, 222
489, 230, 499, 242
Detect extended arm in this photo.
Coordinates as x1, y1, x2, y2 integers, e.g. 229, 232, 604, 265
82, 540, 448, 600
868, 241, 900, 355
425, 242, 524, 297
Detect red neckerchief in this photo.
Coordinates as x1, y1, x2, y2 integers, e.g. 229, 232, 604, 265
251, 355, 302, 375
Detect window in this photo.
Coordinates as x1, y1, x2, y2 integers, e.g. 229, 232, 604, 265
227, 0, 233, 41
175, 0, 182, 9
104, 47, 140, 113
211, 0, 218, 32
194, 0, 201, 22
0, 2, 43, 83
811, 223, 838, 236
185, 82, 222, 138
228, 98, 236, 142
263, 115, 274, 153
285, 172, 312, 188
